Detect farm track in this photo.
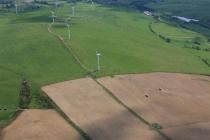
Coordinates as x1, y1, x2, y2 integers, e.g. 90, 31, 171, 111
1, 3, 210, 139
46, 22, 172, 140
47, 23, 94, 73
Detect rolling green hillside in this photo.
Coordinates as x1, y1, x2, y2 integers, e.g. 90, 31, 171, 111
94, 0, 210, 37
0, 10, 86, 127
148, 0, 210, 23
0, 2, 210, 128
94, 0, 210, 22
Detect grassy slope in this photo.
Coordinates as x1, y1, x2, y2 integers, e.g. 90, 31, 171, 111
0, 11, 86, 127
151, 21, 210, 47
53, 3, 210, 77
0, 2, 210, 127
151, 22, 197, 38
147, 0, 210, 37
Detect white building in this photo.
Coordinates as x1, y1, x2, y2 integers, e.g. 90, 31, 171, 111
172, 16, 199, 23
144, 11, 152, 16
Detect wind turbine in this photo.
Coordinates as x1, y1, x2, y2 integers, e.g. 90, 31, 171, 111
90, 0, 94, 9
96, 51, 101, 71
72, 6, 75, 16
55, 0, 58, 9
65, 18, 71, 40
87, 0, 94, 9
15, 3, 18, 14
51, 11, 56, 23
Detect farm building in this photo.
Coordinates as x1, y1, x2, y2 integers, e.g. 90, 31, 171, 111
172, 16, 199, 23
144, 11, 152, 16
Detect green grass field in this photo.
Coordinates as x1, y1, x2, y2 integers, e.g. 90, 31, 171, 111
0, 2, 210, 128
150, 21, 210, 50
0, 10, 86, 127
151, 22, 197, 39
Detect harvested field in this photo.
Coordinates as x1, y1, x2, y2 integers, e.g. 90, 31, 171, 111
0, 109, 83, 140
42, 77, 163, 140
98, 72, 210, 140
163, 121, 210, 140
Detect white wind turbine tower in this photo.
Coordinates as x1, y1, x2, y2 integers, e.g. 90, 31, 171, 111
96, 51, 101, 71
55, 0, 58, 9
65, 18, 71, 40
87, 0, 94, 9
91, 0, 94, 9
72, 6, 75, 16
15, 3, 18, 14
51, 11, 56, 23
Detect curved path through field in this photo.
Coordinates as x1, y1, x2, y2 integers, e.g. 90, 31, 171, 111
47, 23, 94, 73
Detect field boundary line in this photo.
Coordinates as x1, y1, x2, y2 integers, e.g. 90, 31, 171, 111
47, 23, 94, 140
149, 21, 195, 41
47, 23, 94, 73
0, 110, 22, 130
42, 89, 92, 140
93, 78, 172, 140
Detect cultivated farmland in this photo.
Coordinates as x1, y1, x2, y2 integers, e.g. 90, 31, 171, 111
0, 109, 84, 140
98, 72, 210, 140
0, 1, 210, 137
42, 78, 164, 140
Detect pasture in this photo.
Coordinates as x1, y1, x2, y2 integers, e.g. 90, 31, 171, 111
0, 1, 210, 128
51, 3, 210, 76
0, 11, 86, 127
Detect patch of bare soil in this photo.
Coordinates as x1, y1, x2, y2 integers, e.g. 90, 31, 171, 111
98, 72, 210, 140
42, 77, 163, 140
1, 109, 83, 140
163, 121, 210, 140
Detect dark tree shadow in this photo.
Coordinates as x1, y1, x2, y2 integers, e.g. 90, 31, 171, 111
76, 110, 164, 140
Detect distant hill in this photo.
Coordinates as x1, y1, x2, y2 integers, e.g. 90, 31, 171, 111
94, 0, 153, 9
94, 0, 210, 22
94, 0, 210, 36
147, 0, 210, 26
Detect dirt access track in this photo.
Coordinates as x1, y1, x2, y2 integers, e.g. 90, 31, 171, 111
0, 109, 84, 140
42, 77, 163, 140
98, 72, 210, 140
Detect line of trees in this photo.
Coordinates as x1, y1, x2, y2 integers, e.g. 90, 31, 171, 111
19, 80, 31, 109
149, 22, 171, 43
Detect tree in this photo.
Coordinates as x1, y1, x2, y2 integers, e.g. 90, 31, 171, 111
193, 36, 203, 45
19, 80, 31, 108
166, 38, 171, 43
